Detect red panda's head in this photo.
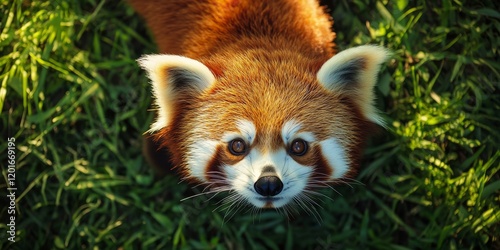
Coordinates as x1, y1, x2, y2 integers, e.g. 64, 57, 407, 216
139, 45, 389, 209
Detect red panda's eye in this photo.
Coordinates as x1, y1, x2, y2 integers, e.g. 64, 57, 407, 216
229, 139, 247, 155
290, 139, 308, 156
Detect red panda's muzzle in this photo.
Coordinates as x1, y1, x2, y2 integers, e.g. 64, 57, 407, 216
254, 172, 284, 197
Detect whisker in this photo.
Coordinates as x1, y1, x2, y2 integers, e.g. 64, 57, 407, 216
222, 196, 247, 225
338, 176, 365, 186
293, 196, 320, 223
213, 192, 240, 208
307, 181, 343, 197
180, 187, 232, 202
296, 194, 323, 223
302, 189, 335, 202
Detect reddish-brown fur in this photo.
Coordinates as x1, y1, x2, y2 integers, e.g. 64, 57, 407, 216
130, 0, 378, 183
129, 0, 335, 57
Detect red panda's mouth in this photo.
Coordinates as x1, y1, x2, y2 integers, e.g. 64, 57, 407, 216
255, 197, 284, 208
256, 196, 282, 202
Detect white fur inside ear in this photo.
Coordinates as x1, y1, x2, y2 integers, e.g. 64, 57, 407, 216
137, 55, 216, 132
317, 45, 390, 126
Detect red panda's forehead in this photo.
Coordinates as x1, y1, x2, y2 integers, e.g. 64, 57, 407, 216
195, 72, 356, 147
187, 51, 359, 147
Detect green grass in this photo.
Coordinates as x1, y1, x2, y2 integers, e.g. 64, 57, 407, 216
1, 0, 499, 249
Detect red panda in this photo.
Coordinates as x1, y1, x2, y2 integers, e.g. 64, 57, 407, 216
130, 0, 390, 209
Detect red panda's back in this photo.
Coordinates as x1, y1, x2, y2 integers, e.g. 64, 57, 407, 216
129, 0, 335, 57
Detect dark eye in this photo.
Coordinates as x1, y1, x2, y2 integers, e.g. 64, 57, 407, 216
228, 138, 247, 155
290, 139, 308, 156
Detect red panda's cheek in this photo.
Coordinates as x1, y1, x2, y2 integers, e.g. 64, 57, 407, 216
287, 146, 317, 166
203, 145, 225, 183
309, 146, 334, 182
185, 139, 220, 182
317, 137, 350, 180
202, 144, 250, 183
201, 146, 247, 180
286, 145, 333, 182
219, 149, 247, 166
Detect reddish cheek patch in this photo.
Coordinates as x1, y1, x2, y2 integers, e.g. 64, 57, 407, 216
310, 146, 333, 182
205, 145, 226, 183
290, 145, 333, 182
289, 146, 316, 166
204, 145, 246, 184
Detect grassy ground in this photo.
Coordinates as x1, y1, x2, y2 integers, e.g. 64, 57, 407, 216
1, 0, 499, 249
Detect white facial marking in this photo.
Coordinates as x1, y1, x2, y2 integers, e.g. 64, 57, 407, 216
281, 120, 316, 143
296, 132, 316, 143
226, 148, 311, 208
187, 139, 218, 181
237, 119, 256, 143
319, 138, 350, 179
282, 120, 301, 144
189, 119, 350, 208
188, 119, 256, 183
219, 119, 317, 208
222, 119, 256, 144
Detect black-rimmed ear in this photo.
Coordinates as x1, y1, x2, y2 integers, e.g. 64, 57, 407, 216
138, 55, 216, 132
317, 45, 390, 126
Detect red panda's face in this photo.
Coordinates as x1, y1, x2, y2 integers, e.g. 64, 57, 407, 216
185, 117, 354, 208
139, 45, 389, 209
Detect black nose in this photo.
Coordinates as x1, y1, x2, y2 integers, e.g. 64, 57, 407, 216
254, 176, 283, 196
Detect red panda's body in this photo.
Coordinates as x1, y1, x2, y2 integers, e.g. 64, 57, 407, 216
129, 0, 334, 57
131, 0, 389, 209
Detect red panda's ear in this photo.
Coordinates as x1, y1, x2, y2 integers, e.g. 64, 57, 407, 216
138, 55, 216, 132
317, 45, 391, 126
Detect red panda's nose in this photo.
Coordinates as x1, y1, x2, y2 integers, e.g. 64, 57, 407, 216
254, 176, 283, 196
